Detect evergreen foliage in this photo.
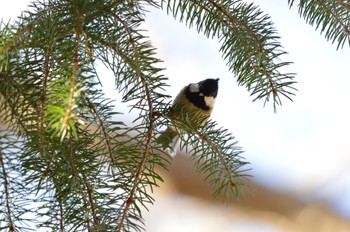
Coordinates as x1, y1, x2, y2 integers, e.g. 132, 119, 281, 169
0, 0, 348, 231
288, 0, 350, 49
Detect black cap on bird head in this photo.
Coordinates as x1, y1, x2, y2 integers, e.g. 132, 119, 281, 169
198, 78, 219, 98
186, 78, 219, 111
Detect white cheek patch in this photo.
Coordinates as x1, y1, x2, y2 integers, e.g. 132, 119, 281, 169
204, 96, 215, 108
189, 83, 199, 93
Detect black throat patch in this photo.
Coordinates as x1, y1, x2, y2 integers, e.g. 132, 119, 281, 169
185, 86, 210, 111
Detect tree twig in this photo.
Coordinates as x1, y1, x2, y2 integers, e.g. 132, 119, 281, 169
85, 97, 115, 162
154, 112, 237, 192
0, 150, 15, 232
110, 11, 156, 232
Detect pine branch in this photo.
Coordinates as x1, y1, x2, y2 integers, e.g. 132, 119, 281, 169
84, 96, 116, 162
0, 134, 37, 232
154, 110, 248, 201
39, 36, 52, 157
61, 13, 82, 141
0, 2, 70, 56
198, 131, 238, 190
59, 195, 64, 232
116, 22, 156, 232
204, 0, 279, 103
289, 0, 350, 49
117, 108, 154, 232
82, 173, 99, 230
162, 0, 297, 111
79, 3, 170, 229
0, 0, 290, 230
0, 74, 30, 135
193, 121, 249, 201
0, 150, 15, 232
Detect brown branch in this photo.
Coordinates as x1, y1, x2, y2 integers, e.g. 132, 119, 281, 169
84, 32, 131, 70
199, 134, 236, 191
204, 0, 265, 53
84, 8, 156, 230
82, 173, 99, 230
192, 0, 278, 96
0, 75, 28, 133
81, 190, 92, 232
154, 112, 237, 191
335, 0, 350, 12
39, 42, 54, 158
51, 177, 65, 232
85, 8, 158, 230
318, 0, 350, 36
59, 194, 64, 232
85, 97, 115, 162
50, 178, 65, 232
268, 73, 278, 96
68, 137, 77, 177
0, 150, 15, 232
109, 11, 156, 232
38, 42, 55, 181
62, 13, 82, 128
0, 3, 70, 53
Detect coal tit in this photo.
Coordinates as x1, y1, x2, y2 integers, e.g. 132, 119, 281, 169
157, 78, 219, 156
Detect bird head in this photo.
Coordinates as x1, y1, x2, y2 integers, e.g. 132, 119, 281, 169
186, 78, 219, 111
197, 78, 219, 98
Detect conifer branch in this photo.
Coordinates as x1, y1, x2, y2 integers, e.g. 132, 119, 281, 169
0, 150, 15, 232
289, 0, 350, 49
117, 89, 154, 231
0, 74, 28, 133
81, 192, 92, 231
163, 0, 295, 111
82, 173, 99, 230
205, 0, 264, 52
62, 13, 82, 137
0, 0, 316, 230
199, 133, 237, 190
115, 11, 157, 231
85, 97, 115, 162
68, 137, 77, 177
317, 1, 350, 35
39, 38, 53, 158
204, 0, 279, 97
0, 2, 68, 54
153, 111, 243, 199
59, 195, 64, 232
335, 0, 350, 11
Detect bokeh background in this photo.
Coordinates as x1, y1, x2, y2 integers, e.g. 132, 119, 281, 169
2, 1, 350, 231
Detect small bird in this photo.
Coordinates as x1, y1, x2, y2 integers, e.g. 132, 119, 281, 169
157, 78, 219, 156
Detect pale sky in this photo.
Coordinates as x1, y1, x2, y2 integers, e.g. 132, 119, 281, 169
2, 0, 350, 218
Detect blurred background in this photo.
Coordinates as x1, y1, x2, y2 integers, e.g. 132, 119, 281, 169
140, 1, 350, 231
2, 1, 350, 231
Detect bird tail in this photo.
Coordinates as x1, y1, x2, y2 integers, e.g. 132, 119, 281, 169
156, 127, 179, 157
